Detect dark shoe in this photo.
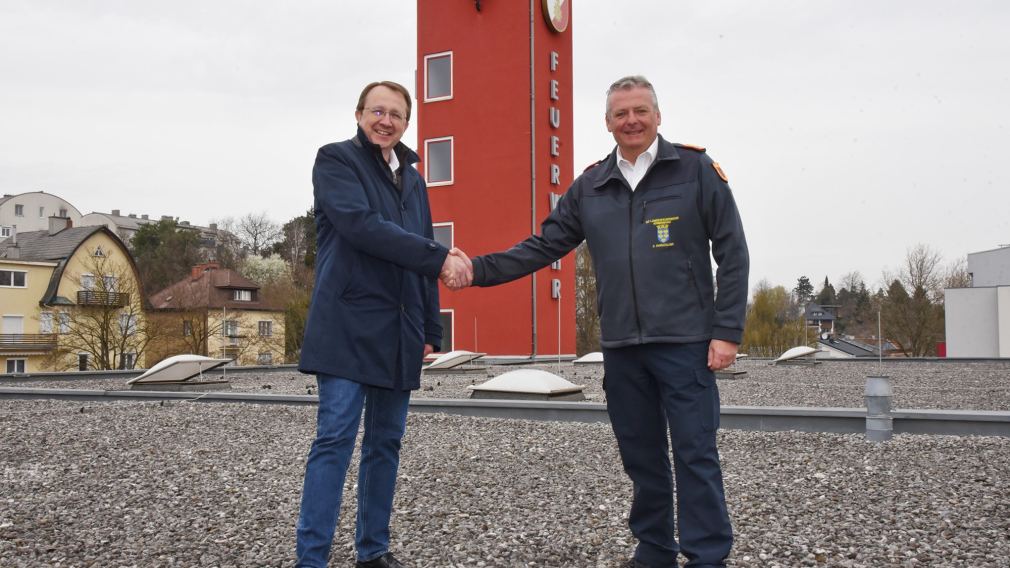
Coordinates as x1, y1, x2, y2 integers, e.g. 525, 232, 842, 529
355, 552, 405, 568
626, 560, 651, 568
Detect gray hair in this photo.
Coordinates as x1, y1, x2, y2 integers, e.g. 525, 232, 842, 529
605, 75, 659, 115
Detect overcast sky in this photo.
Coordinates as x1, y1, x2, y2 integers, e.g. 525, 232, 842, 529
2, 1, 1008, 292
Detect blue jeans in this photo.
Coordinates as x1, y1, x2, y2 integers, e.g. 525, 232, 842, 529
296, 375, 411, 567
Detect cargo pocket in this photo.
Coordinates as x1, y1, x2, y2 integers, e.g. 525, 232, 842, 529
694, 368, 719, 432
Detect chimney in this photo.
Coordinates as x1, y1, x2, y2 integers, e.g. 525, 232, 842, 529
48, 216, 72, 235
180, 221, 190, 226
128, 213, 137, 218
208, 223, 218, 231
141, 214, 149, 220
191, 261, 220, 280
161, 215, 173, 221
111, 209, 120, 216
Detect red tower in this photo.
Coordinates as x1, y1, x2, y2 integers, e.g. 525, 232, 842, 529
417, 0, 575, 357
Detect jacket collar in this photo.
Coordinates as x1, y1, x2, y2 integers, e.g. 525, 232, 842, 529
591, 134, 680, 190
352, 126, 420, 167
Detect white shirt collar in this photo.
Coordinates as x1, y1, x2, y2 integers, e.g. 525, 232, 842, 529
616, 136, 659, 191
387, 149, 400, 174
616, 135, 659, 167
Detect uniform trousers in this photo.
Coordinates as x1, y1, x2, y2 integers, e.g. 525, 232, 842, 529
603, 341, 733, 568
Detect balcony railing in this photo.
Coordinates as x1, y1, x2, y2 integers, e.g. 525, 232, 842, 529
77, 290, 129, 307
0, 333, 59, 351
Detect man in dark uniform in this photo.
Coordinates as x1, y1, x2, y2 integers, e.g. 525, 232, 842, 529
295, 80, 471, 568
456, 75, 749, 567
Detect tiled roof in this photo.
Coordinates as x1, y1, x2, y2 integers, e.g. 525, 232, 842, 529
0, 226, 105, 261
150, 268, 281, 311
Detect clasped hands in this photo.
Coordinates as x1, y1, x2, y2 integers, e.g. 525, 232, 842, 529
440, 248, 473, 291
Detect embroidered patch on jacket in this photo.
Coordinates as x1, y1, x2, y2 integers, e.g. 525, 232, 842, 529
712, 162, 729, 182
645, 216, 679, 248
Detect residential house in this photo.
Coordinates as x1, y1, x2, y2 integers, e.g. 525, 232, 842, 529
1, 218, 149, 373
148, 262, 285, 366
0, 191, 83, 239
805, 302, 837, 335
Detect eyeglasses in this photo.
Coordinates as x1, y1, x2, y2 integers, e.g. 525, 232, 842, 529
363, 107, 407, 124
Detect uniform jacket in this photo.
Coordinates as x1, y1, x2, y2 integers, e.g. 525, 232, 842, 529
473, 135, 749, 347
299, 127, 447, 389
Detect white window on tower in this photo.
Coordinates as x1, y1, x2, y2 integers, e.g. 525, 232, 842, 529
432, 222, 453, 249
424, 51, 453, 102
424, 137, 454, 186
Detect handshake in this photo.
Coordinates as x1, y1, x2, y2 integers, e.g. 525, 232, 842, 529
440, 248, 473, 291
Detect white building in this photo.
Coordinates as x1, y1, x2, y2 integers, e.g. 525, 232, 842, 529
0, 191, 83, 238
944, 246, 1010, 358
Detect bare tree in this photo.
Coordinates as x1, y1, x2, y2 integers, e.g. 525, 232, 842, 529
879, 244, 947, 356
944, 256, 971, 290
147, 283, 223, 363
228, 212, 284, 256
574, 243, 600, 355
898, 244, 945, 302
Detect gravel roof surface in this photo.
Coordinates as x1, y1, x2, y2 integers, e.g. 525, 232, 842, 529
2, 399, 1008, 567
6, 359, 1010, 410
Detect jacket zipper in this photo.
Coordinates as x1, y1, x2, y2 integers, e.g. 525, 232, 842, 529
628, 191, 643, 340
641, 195, 682, 223
687, 259, 705, 309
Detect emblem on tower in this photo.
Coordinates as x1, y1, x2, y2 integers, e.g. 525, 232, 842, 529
541, 0, 569, 33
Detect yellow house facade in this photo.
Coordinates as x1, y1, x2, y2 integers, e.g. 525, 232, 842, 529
1, 219, 149, 373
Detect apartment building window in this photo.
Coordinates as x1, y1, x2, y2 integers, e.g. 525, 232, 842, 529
432, 222, 453, 249
0, 270, 27, 288
257, 352, 273, 365
6, 359, 26, 374
39, 206, 45, 218
2, 315, 24, 334
233, 289, 252, 301
78, 353, 88, 371
258, 321, 272, 337
118, 314, 136, 335
425, 137, 454, 186
14, 204, 24, 217
59, 208, 68, 217
424, 51, 453, 101
1, 227, 10, 238
40, 312, 53, 333
439, 309, 454, 353
103, 275, 117, 291
224, 320, 239, 337
118, 353, 136, 370
183, 320, 193, 337
58, 313, 69, 334
81, 274, 95, 290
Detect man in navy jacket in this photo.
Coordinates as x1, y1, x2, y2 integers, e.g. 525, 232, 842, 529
296, 80, 470, 568
458, 76, 749, 568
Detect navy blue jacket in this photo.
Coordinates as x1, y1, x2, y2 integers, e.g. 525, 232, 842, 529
473, 135, 749, 347
299, 128, 448, 390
